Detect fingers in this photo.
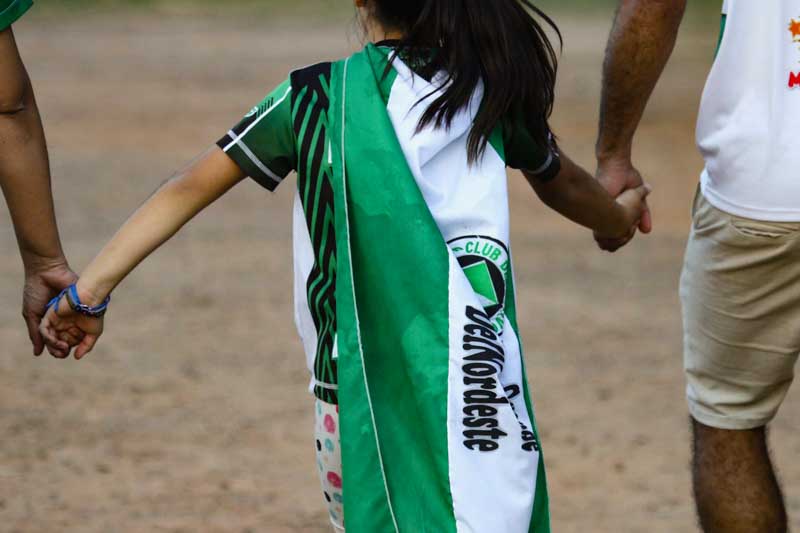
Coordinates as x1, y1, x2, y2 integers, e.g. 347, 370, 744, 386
595, 226, 636, 253
596, 239, 620, 252
616, 184, 650, 206
39, 306, 71, 359
639, 205, 653, 234
75, 334, 99, 360
58, 328, 84, 347
37, 293, 102, 361
596, 237, 630, 253
596, 159, 654, 235
616, 184, 653, 229
621, 183, 653, 203
24, 313, 45, 356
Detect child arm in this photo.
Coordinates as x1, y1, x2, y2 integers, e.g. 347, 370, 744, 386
525, 150, 650, 240
39, 146, 246, 359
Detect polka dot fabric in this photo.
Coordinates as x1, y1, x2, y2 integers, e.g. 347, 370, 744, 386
315, 399, 345, 532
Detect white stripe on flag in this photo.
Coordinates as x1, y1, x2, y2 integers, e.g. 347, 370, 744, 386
340, 57, 400, 533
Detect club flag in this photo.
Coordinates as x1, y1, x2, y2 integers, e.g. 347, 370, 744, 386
330, 44, 550, 533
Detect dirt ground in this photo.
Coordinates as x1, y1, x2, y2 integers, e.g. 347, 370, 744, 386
1, 7, 799, 533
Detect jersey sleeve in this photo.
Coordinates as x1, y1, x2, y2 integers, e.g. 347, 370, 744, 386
0, 0, 33, 32
217, 78, 296, 191
503, 115, 561, 182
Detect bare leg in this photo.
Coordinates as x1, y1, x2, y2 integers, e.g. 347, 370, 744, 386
692, 418, 788, 533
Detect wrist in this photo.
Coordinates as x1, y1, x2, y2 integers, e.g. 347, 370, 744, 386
22, 252, 69, 276
595, 150, 633, 169
75, 279, 112, 308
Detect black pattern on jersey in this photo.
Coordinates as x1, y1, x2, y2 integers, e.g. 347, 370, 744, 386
219, 104, 265, 148
291, 63, 339, 404
217, 95, 287, 190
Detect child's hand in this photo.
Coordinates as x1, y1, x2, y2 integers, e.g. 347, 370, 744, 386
594, 184, 652, 252
39, 292, 104, 360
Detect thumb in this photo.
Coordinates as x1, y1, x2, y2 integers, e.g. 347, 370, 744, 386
617, 183, 653, 207
25, 314, 45, 356
629, 183, 652, 200
75, 333, 99, 360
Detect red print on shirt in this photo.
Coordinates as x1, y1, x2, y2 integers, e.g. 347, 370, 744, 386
789, 18, 800, 88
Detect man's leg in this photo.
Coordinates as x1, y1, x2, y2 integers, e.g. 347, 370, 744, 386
692, 420, 787, 533
680, 190, 800, 533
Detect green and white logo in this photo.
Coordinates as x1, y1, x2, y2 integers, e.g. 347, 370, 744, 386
449, 235, 510, 332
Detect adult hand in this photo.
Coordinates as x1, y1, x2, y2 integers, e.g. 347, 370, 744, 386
594, 157, 653, 252
39, 287, 104, 360
594, 183, 653, 244
22, 260, 78, 355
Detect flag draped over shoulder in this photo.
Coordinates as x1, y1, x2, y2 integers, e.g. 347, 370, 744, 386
329, 44, 550, 533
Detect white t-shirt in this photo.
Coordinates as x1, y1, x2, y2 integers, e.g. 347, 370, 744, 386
696, 0, 800, 221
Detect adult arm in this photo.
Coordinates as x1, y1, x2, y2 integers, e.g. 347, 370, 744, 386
40, 147, 246, 359
0, 28, 77, 354
595, 0, 687, 241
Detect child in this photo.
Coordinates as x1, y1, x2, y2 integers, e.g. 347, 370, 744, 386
41, 1, 649, 531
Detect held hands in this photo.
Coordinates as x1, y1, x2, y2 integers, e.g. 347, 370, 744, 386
22, 261, 78, 355
39, 284, 105, 360
595, 184, 653, 246
594, 157, 653, 252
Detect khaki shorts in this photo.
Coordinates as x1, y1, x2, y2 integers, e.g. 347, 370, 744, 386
680, 189, 800, 430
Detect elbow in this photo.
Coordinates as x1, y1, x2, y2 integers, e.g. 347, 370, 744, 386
0, 99, 26, 116
0, 97, 27, 117
0, 79, 28, 116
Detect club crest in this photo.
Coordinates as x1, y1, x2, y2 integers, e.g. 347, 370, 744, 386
449, 235, 510, 332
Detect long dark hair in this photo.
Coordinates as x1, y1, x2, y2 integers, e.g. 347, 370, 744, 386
370, 0, 561, 163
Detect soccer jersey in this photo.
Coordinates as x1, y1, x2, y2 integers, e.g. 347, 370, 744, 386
218, 45, 561, 404
696, 0, 800, 221
0, 0, 32, 31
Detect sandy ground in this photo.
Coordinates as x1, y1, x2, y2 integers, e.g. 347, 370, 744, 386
1, 7, 799, 533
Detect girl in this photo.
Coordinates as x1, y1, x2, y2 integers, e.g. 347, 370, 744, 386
41, 1, 649, 531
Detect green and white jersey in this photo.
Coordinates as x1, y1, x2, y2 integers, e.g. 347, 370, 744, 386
0, 0, 32, 31
218, 44, 560, 405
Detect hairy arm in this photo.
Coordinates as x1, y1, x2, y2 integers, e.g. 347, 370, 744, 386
597, 0, 687, 162
0, 28, 78, 353
595, 0, 687, 240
